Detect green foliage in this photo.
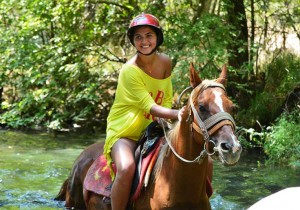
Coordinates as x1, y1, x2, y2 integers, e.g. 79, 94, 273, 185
237, 124, 270, 149
0, 0, 239, 130
0, 0, 121, 130
236, 52, 299, 162
164, 13, 231, 91
0, 0, 299, 137
238, 52, 300, 127
264, 108, 300, 166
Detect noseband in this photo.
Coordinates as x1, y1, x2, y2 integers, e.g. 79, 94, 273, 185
162, 82, 236, 164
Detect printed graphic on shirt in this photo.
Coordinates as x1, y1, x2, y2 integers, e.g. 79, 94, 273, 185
144, 90, 165, 120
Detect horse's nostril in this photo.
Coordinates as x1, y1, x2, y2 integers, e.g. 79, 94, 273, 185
220, 142, 231, 151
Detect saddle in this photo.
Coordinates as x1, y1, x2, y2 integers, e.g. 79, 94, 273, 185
83, 121, 164, 203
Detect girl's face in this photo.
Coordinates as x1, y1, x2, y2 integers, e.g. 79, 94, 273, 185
133, 26, 157, 54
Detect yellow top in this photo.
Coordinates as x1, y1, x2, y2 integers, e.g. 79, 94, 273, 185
103, 64, 173, 179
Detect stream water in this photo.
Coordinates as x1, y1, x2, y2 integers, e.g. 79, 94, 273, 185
0, 130, 299, 210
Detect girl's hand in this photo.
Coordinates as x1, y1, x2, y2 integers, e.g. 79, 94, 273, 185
178, 105, 188, 122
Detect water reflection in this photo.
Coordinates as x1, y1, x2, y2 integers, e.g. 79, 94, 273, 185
0, 131, 299, 209
211, 151, 300, 209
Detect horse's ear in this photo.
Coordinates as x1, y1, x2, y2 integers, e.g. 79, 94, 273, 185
190, 63, 202, 88
216, 64, 227, 86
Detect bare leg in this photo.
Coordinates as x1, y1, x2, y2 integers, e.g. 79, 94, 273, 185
110, 138, 136, 210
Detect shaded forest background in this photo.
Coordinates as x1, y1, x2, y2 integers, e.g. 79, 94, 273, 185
0, 0, 299, 165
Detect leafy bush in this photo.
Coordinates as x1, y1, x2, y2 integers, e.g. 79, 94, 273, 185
238, 51, 300, 127
237, 124, 270, 150
164, 13, 231, 91
0, 0, 122, 131
264, 108, 300, 167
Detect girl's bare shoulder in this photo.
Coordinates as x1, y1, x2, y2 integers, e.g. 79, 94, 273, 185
158, 53, 171, 63
126, 55, 138, 65
157, 53, 172, 77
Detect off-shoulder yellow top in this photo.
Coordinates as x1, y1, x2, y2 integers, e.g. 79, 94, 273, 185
103, 64, 173, 179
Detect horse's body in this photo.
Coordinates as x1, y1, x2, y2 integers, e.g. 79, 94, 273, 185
55, 63, 242, 210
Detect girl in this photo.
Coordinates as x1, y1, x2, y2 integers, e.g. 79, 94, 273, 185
103, 13, 186, 210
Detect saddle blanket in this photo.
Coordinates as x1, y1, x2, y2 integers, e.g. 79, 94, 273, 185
83, 154, 115, 197
83, 141, 161, 200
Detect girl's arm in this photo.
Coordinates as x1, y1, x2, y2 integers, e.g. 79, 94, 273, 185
150, 104, 187, 121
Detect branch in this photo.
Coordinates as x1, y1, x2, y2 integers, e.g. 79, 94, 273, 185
107, 49, 127, 63
100, 51, 126, 63
96, 1, 133, 12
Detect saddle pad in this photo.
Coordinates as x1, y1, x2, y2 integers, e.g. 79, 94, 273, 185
83, 154, 115, 197
83, 143, 161, 199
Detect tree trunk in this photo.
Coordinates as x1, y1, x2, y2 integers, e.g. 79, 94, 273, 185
225, 0, 249, 69
250, 0, 255, 66
192, 0, 213, 22
225, 0, 251, 109
210, 0, 220, 14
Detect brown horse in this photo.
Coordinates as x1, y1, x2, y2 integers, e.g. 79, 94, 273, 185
55, 63, 242, 210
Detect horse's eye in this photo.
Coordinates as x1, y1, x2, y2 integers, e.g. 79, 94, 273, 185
199, 104, 206, 112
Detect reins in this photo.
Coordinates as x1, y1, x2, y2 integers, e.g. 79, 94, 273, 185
160, 118, 211, 164
161, 82, 236, 164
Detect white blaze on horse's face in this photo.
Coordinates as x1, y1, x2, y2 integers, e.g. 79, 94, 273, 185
213, 90, 224, 112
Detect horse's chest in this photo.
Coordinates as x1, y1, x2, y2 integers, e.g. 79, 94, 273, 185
147, 202, 211, 210
135, 185, 210, 210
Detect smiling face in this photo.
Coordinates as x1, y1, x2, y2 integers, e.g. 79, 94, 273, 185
133, 26, 157, 54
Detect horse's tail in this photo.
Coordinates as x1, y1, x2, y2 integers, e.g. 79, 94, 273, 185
54, 178, 69, 201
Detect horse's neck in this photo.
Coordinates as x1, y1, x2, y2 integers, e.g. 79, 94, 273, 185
152, 122, 209, 204
139, 122, 210, 208
162, 122, 208, 187
175, 122, 204, 160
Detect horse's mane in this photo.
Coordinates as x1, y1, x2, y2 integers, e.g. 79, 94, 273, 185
153, 79, 224, 179
153, 121, 180, 178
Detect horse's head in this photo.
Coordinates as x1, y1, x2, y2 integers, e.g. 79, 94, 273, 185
188, 63, 242, 165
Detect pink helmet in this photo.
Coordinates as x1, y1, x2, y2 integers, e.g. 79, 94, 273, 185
127, 13, 164, 47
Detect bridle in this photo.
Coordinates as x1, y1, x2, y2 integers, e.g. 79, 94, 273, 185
161, 82, 236, 164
